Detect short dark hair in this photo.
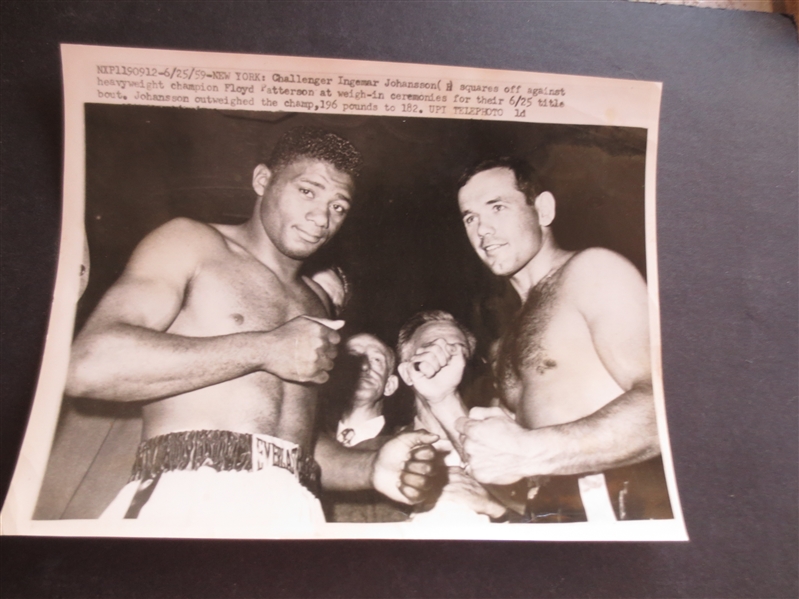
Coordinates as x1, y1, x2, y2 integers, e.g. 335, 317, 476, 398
457, 156, 544, 205
267, 126, 362, 179
396, 310, 477, 362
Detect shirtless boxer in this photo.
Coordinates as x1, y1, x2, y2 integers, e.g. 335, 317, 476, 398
453, 157, 672, 522
65, 127, 438, 531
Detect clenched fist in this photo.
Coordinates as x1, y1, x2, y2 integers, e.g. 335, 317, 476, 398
372, 430, 445, 504
263, 315, 344, 384
398, 338, 467, 403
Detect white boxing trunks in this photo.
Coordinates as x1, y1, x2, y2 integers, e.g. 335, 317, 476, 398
100, 430, 326, 534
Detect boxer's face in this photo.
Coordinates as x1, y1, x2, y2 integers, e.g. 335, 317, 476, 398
458, 167, 545, 278
254, 158, 354, 260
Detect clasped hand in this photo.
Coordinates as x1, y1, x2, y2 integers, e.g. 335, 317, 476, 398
456, 407, 530, 485
399, 339, 466, 403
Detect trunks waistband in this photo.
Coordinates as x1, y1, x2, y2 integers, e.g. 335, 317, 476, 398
523, 456, 673, 522
129, 430, 321, 498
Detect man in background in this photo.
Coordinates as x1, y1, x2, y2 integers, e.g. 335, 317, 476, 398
323, 333, 410, 523
397, 310, 508, 522
335, 333, 400, 448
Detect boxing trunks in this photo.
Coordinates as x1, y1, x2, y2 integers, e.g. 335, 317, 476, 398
100, 430, 326, 532
524, 456, 674, 523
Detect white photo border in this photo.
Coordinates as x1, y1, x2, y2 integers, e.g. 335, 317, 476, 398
0, 44, 686, 541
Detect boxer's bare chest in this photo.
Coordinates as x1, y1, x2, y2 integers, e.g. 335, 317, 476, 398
170, 251, 324, 337
143, 239, 325, 442
495, 259, 596, 428
496, 272, 563, 405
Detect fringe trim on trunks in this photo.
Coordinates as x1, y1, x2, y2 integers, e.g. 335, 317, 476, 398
129, 430, 321, 498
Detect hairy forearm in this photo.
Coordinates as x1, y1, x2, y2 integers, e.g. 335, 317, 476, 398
66, 324, 267, 401
522, 382, 659, 477
314, 433, 377, 491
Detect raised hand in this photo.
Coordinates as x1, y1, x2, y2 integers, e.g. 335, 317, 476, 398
399, 339, 467, 403
263, 315, 344, 384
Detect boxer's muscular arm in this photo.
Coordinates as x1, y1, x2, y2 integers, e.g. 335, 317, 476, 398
515, 384, 657, 478
315, 431, 441, 504
461, 249, 659, 483
315, 433, 376, 490
533, 249, 658, 473
66, 218, 339, 401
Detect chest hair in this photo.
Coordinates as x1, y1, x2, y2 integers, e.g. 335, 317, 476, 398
497, 270, 563, 391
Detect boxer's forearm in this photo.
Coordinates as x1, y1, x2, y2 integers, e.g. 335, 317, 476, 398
66, 324, 268, 401
520, 381, 659, 477
314, 433, 377, 491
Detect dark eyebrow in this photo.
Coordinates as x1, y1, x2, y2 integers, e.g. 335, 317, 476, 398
461, 196, 503, 216
299, 177, 352, 202
299, 177, 325, 190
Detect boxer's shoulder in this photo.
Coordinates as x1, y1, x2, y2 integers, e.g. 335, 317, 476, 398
561, 248, 640, 286
558, 248, 645, 308
118, 218, 231, 286
139, 218, 232, 262
157, 217, 228, 250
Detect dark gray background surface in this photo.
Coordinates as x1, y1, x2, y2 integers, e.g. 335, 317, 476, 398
1, 2, 797, 597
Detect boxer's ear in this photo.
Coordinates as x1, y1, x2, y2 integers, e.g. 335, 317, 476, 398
383, 374, 399, 397
397, 363, 414, 387
252, 164, 272, 197
533, 191, 556, 227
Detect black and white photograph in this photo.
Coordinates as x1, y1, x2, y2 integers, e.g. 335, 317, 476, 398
1, 45, 684, 541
